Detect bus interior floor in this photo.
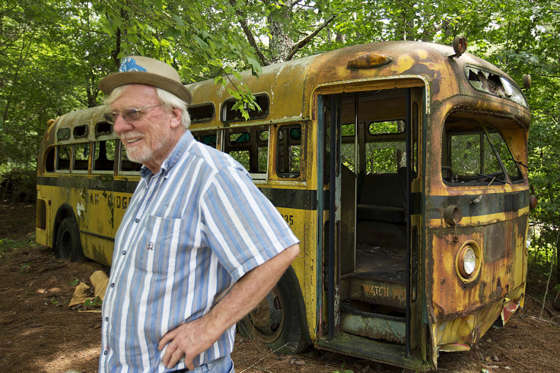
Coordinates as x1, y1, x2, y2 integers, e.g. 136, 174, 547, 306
353, 242, 408, 283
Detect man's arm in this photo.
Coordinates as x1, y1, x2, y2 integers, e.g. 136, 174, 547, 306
159, 243, 300, 369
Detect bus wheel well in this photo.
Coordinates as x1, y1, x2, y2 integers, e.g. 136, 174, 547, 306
53, 205, 83, 261
238, 265, 311, 354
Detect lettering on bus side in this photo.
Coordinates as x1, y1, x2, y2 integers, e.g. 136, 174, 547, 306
362, 283, 390, 298
115, 195, 130, 210
282, 214, 294, 226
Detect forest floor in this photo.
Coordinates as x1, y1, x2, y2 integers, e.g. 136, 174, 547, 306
1, 202, 559, 373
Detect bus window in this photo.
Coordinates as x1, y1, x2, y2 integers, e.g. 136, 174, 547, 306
56, 128, 70, 141
365, 141, 405, 174
226, 129, 250, 170
189, 103, 215, 123
119, 144, 142, 173
45, 147, 55, 172
277, 124, 302, 178
341, 123, 355, 172
73, 125, 88, 139
56, 145, 71, 171
93, 140, 116, 173
224, 126, 268, 177
95, 121, 113, 137
257, 129, 268, 174
193, 131, 218, 148
73, 143, 89, 172
365, 120, 406, 175
443, 127, 522, 184
369, 120, 405, 135
487, 132, 523, 182
221, 94, 269, 123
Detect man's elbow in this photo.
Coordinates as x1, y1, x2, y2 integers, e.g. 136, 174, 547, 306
284, 243, 300, 263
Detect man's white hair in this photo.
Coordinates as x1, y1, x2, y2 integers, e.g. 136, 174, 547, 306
104, 85, 191, 129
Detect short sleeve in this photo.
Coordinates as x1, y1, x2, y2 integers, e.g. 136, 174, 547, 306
200, 166, 299, 282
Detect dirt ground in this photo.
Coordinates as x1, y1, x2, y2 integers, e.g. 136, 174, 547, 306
1, 202, 559, 373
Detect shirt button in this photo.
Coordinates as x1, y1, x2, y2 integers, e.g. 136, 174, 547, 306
110, 283, 115, 288
103, 350, 108, 355
121, 250, 126, 255
105, 316, 109, 322
135, 218, 140, 223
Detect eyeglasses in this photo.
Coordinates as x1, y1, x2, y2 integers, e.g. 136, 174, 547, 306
103, 104, 163, 123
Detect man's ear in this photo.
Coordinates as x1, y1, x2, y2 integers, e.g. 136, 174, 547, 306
169, 107, 183, 129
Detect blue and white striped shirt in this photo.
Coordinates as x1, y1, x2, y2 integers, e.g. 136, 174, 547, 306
99, 131, 299, 372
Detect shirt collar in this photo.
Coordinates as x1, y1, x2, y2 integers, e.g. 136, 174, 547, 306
140, 131, 194, 179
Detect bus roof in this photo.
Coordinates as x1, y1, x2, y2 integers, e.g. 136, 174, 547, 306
187, 40, 526, 128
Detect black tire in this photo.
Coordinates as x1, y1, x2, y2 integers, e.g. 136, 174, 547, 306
238, 267, 310, 354
55, 217, 84, 261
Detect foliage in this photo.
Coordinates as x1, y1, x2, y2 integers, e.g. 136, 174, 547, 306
0, 166, 37, 202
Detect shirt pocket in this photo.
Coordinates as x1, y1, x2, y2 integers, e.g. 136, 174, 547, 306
134, 215, 182, 276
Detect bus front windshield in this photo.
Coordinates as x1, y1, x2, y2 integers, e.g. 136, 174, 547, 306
443, 126, 523, 185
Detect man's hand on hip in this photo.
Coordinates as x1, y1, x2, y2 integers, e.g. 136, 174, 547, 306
158, 317, 215, 370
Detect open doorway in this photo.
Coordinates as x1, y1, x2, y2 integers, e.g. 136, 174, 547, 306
322, 87, 420, 347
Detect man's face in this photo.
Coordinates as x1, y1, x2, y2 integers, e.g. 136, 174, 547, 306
111, 85, 181, 172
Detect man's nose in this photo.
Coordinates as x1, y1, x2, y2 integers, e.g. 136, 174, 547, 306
113, 115, 132, 135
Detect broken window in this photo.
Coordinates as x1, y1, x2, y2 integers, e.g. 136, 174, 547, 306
465, 66, 527, 107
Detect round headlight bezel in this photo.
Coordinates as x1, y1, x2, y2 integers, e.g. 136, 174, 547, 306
455, 241, 482, 283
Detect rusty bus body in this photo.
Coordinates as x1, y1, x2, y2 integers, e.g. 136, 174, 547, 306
36, 41, 530, 370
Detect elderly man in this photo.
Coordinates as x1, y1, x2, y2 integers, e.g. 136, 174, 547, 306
98, 56, 299, 372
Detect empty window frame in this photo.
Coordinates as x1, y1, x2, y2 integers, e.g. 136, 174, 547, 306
45, 147, 55, 172
341, 122, 356, 172
365, 141, 406, 174
224, 126, 269, 177
365, 120, 406, 175
221, 94, 269, 123
193, 130, 218, 148
95, 121, 113, 137
73, 124, 88, 139
73, 143, 90, 172
189, 103, 215, 123
56, 128, 70, 141
93, 140, 116, 173
276, 124, 303, 178
55, 145, 71, 171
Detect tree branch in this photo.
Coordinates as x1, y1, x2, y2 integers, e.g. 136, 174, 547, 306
286, 14, 336, 61
228, 0, 268, 66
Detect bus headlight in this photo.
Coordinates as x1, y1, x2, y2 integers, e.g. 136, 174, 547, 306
455, 241, 482, 283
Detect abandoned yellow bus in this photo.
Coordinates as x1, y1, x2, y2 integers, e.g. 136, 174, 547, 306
36, 39, 531, 370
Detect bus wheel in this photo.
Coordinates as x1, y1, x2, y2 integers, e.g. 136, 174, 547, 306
238, 267, 310, 354
55, 217, 84, 261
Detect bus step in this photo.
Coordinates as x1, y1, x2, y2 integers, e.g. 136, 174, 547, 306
343, 276, 407, 309
316, 333, 429, 371
341, 302, 406, 344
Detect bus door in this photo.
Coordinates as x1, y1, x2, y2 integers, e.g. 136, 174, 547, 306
318, 87, 424, 367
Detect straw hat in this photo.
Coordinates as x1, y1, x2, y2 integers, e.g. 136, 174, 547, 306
99, 56, 192, 104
